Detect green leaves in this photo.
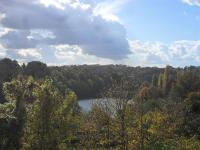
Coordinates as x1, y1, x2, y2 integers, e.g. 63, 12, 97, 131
22, 79, 79, 150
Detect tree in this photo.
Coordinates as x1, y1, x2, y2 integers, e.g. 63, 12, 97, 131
184, 92, 200, 137
1, 76, 37, 149
162, 66, 170, 93
158, 74, 163, 89
0, 58, 21, 103
151, 75, 158, 87
0, 102, 16, 149
22, 79, 79, 150
175, 71, 200, 99
137, 83, 151, 150
89, 100, 114, 149
23, 61, 49, 79
94, 79, 135, 150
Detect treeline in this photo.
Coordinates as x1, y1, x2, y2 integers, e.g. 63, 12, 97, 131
0, 58, 200, 149
0, 58, 163, 101
83, 66, 200, 149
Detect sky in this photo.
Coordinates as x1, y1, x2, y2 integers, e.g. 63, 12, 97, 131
0, 0, 200, 67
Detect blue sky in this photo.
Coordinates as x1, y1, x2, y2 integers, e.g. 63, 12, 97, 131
0, 0, 199, 67
119, 0, 200, 43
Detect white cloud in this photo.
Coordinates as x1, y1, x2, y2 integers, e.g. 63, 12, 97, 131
182, 0, 200, 7
27, 30, 55, 40
17, 48, 42, 59
39, 0, 90, 10
128, 40, 200, 67
0, 0, 130, 60
54, 44, 82, 60
169, 40, 200, 61
0, 0, 199, 67
2, 39, 199, 67
196, 56, 200, 62
130, 40, 170, 62
0, 27, 12, 37
54, 44, 114, 65
93, 0, 130, 22
0, 44, 6, 58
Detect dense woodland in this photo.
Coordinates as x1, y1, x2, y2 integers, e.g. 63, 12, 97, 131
0, 58, 200, 150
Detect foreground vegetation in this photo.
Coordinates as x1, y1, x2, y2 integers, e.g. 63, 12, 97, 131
0, 58, 200, 150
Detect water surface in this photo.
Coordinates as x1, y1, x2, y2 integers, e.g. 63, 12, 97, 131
78, 99, 94, 111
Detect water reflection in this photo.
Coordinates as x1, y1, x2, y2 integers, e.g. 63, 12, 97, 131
78, 99, 94, 111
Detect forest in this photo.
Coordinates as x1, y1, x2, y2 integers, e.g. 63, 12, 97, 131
0, 58, 200, 150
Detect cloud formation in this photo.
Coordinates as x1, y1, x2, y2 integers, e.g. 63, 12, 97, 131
0, 0, 199, 67
183, 0, 200, 7
0, 0, 130, 59
0, 44, 6, 58
93, 0, 130, 22
54, 44, 115, 65
17, 49, 42, 59
129, 40, 200, 66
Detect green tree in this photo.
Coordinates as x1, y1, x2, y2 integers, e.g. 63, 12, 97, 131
162, 66, 169, 91
137, 84, 151, 150
183, 92, 200, 137
158, 74, 163, 89
151, 75, 158, 87
23, 61, 49, 79
1, 76, 36, 149
22, 79, 79, 150
0, 58, 21, 103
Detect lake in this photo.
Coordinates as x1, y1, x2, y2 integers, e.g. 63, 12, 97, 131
78, 99, 94, 111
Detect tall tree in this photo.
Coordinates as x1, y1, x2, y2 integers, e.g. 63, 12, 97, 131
23, 61, 49, 79
100, 80, 135, 150
0, 58, 21, 103
22, 79, 79, 150
2, 76, 36, 149
151, 74, 158, 87
137, 84, 151, 150
158, 74, 163, 89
